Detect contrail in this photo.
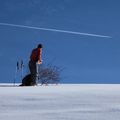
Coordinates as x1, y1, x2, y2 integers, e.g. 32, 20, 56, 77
0, 22, 111, 38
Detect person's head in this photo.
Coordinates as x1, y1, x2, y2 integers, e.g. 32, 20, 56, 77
37, 44, 43, 48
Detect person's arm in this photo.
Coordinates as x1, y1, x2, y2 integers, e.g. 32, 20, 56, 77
37, 48, 42, 64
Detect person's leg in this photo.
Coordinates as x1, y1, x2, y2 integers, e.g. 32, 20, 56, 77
29, 61, 37, 85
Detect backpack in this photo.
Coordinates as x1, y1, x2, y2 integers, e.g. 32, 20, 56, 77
30, 48, 38, 62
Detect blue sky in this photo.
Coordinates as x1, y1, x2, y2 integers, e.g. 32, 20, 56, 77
0, 0, 120, 83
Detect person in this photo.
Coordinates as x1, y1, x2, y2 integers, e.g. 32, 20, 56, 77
29, 44, 43, 85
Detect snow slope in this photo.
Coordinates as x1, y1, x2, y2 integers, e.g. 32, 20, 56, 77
0, 84, 120, 120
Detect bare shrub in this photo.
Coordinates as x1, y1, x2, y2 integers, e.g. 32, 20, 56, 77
37, 64, 63, 85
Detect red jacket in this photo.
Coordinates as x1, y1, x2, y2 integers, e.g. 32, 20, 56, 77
30, 48, 42, 62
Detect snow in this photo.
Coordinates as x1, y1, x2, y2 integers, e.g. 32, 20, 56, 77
0, 84, 120, 120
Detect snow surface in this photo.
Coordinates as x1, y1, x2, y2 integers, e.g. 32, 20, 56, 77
0, 84, 120, 120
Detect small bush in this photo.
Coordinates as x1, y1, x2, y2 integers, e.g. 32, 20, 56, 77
37, 64, 62, 85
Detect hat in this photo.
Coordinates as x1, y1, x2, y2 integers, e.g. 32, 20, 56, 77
37, 44, 43, 48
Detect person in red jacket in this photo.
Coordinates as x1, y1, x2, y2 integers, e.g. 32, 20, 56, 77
29, 44, 43, 85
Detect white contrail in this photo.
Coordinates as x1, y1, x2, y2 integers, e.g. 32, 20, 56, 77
0, 22, 111, 38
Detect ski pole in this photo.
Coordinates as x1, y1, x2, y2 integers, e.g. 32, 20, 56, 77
20, 60, 24, 79
36, 63, 39, 85
14, 61, 19, 86
36, 62, 42, 85
36, 61, 43, 85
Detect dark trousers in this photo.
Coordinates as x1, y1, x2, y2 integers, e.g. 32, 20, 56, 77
29, 60, 37, 85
